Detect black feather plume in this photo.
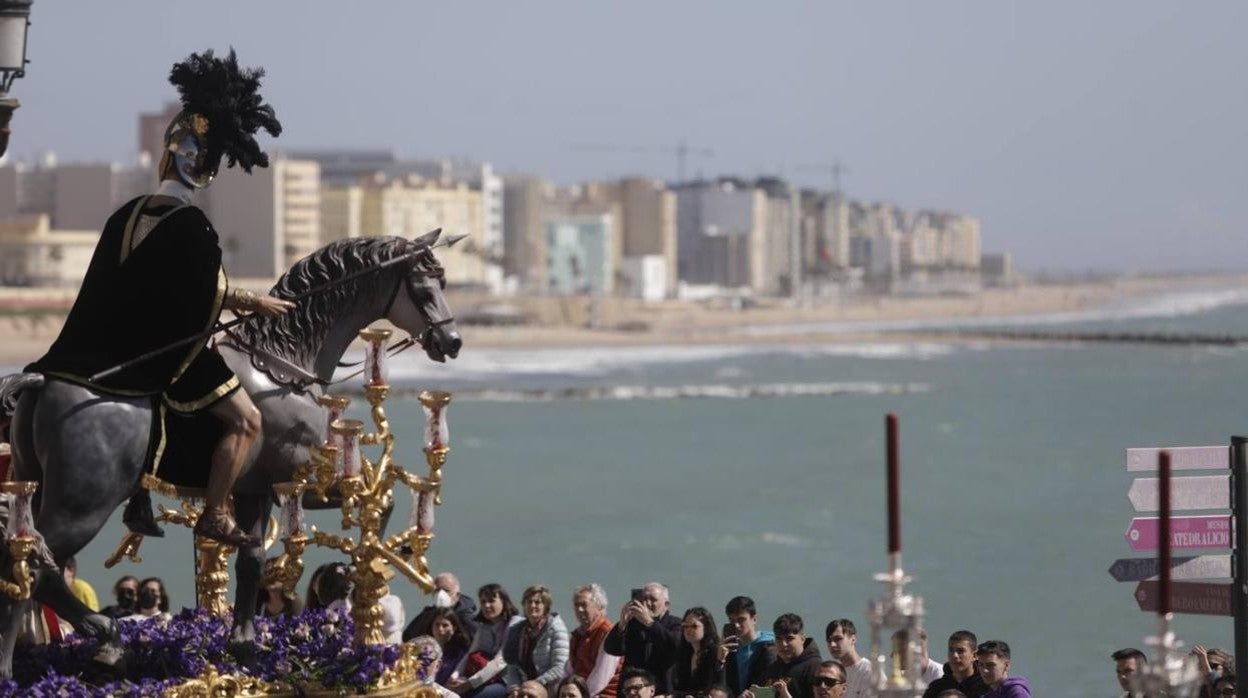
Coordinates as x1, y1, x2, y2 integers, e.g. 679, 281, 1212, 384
168, 48, 282, 173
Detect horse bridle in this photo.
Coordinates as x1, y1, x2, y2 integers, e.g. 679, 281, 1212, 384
333, 260, 456, 375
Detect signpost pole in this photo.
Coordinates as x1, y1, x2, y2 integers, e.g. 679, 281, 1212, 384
1231, 436, 1248, 684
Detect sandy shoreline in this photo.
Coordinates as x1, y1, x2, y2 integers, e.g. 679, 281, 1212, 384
2, 274, 1246, 366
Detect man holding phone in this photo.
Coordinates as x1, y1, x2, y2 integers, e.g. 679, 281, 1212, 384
718, 596, 776, 695
604, 583, 682, 694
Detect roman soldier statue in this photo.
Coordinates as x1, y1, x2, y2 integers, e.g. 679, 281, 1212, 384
25, 49, 291, 547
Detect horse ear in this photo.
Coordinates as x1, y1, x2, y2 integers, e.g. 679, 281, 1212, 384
413, 228, 442, 248
443, 233, 469, 248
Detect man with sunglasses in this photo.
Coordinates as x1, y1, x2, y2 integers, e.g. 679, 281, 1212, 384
809, 662, 847, 698
619, 667, 657, 698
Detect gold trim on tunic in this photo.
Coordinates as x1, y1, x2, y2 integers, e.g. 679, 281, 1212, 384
163, 375, 240, 414
117, 196, 150, 265
150, 401, 168, 477
142, 473, 206, 500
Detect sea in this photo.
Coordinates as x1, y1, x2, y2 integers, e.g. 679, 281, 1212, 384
26, 285, 1248, 697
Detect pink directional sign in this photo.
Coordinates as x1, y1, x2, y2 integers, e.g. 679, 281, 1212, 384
1125, 515, 1232, 551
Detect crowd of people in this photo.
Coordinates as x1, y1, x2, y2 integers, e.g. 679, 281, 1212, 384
73, 567, 1241, 698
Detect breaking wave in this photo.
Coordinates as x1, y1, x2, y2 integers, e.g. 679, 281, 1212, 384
735, 287, 1248, 337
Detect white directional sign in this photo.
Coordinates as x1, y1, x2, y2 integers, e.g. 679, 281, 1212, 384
1128, 475, 1230, 512
1126, 446, 1228, 472
1109, 555, 1231, 582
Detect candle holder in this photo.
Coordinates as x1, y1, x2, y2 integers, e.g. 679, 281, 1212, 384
419, 390, 451, 504
360, 328, 392, 388
279, 326, 450, 646
0, 481, 37, 601
317, 394, 352, 443
867, 566, 927, 696
261, 482, 309, 599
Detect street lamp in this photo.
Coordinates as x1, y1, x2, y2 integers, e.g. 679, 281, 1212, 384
0, 0, 32, 158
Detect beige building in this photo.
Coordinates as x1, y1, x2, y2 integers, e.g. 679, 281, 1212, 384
937, 213, 981, 268
577, 178, 677, 296
323, 175, 488, 287
203, 157, 322, 279
0, 214, 98, 287
502, 175, 550, 292
0, 160, 154, 230
320, 185, 364, 242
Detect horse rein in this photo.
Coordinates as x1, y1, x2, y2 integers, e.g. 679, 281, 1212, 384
222, 261, 456, 390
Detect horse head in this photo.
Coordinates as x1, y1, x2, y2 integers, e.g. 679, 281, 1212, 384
387, 229, 463, 363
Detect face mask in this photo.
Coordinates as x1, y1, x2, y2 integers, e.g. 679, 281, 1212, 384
434, 589, 454, 609
138, 587, 159, 611
116, 588, 136, 611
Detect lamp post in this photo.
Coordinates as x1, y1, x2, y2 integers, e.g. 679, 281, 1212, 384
0, 0, 32, 158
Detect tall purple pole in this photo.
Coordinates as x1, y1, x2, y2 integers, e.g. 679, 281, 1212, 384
886, 413, 900, 572
1159, 449, 1172, 616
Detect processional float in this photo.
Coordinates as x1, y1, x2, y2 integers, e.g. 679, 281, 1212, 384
100, 326, 455, 695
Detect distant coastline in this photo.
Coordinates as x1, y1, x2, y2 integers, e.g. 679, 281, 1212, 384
2, 273, 1247, 367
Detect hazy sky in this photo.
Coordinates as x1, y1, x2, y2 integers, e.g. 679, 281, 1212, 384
9, 2, 1246, 272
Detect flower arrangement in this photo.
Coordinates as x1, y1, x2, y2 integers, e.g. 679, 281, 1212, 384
0, 607, 405, 697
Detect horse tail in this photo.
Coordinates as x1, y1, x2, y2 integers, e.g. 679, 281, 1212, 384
0, 372, 44, 422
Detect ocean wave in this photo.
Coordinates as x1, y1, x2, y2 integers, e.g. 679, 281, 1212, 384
394, 381, 929, 402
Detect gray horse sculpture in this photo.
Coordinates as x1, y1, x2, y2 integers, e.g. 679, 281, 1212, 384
0, 230, 461, 677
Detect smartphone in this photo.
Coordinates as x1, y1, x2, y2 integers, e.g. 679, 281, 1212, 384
752, 687, 775, 698
722, 623, 737, 641
631, 588, 645, 602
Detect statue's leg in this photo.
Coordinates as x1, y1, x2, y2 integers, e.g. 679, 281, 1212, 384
230, 492, 271, 658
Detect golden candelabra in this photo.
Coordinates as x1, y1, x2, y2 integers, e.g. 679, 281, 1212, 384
267, 327, 451, 647
155, 498, 236, 617
0, 481, 38, 601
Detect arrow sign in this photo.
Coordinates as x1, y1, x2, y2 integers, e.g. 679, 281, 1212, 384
1125, 515, 1232, 551
1108, 555, 1230, 582
1134, 581, 1231, 616
1126, 446, 1228, 472
1128, 475, 1229, 512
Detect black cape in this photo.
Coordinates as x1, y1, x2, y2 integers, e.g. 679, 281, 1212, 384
28, 196, 231, 404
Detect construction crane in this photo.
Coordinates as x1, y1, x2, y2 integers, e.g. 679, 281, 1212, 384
570, 140, 714, 182
795, 160, 848, 195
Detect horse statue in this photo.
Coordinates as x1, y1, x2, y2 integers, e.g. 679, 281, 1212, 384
0, 230, 461, 677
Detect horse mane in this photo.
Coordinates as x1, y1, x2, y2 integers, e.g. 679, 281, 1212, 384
235, 236, 414, 366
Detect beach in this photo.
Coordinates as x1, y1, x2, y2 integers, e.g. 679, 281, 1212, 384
2, 274, 1247, 367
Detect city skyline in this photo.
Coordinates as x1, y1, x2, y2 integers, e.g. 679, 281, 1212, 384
5, 2, 1245, 273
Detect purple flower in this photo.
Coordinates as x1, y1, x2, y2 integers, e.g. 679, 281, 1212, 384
3, 607, 404, 695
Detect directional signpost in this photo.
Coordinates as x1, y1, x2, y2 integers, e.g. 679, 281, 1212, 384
1125, 515, 1231, 551
1113, 440, 1248, 688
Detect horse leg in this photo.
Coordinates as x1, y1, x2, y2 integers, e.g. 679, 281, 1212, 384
0, 600, 25, 679
229, 491, 271, 661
